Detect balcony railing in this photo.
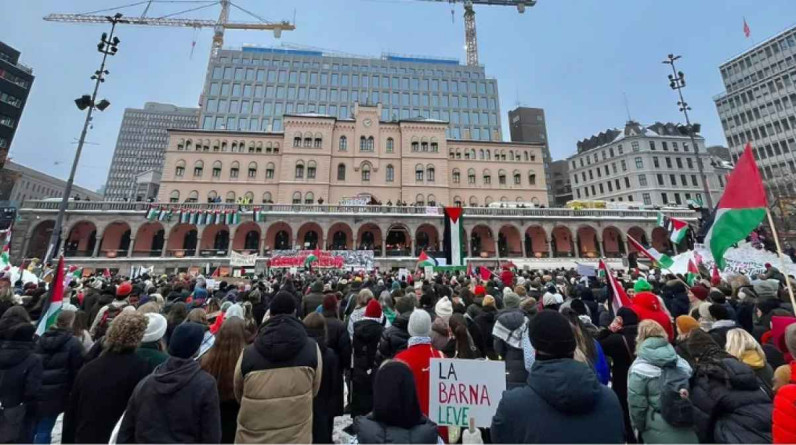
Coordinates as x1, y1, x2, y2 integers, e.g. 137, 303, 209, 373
20, 200, 698, 220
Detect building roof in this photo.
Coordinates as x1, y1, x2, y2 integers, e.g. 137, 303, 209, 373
4, 160, 101, 199
576, 121, 703, 153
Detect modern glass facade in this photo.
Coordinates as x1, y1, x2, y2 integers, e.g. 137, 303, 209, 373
200, 47, 502, 140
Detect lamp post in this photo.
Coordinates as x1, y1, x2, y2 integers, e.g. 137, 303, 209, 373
44, 13, 124, 265
662, 54, 714, 209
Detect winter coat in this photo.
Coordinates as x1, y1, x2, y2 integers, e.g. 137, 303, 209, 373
234, 314, 321, 444
134, 341, 169, 373
322, 310, 349, 417
598, 324, 638, 441
395, 342, 447, 438
62, 351, 151, 444
773, 362, 796, 443
430, 317, 454, 357
627, 337, 698, 443
464, 308, 489, 359
354, 415, 440, 444
306, 328, 338, 444
302, 291, 325, 317
474, 305, 498, 359
117, 357, 221, 444
491, 358, 625, 443
491, 309, 529, 388
708, 319, 738, 349
690, 356, 772, 443
34, 328, 84, 416
351, 318, 384, 417
739, 349, 775, 398
0, 337, 42, 443
661, 280, 691, 319
377, 313, 410, 362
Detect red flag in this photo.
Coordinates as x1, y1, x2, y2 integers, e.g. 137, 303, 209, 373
479, 266, 493, 281
743, 18, 751, 38
687, 259, 699, 275
599, 260, 632, 310
711, 264, 721, 286
211, 267, 220, 278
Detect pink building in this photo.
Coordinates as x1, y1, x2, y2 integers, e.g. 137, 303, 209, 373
158, 103, 548, 207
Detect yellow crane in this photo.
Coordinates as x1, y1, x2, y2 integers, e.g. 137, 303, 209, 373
415, 0, 536, 66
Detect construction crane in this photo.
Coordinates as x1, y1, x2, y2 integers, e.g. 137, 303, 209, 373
415, 0, 536, 66
44, 1, 295, 59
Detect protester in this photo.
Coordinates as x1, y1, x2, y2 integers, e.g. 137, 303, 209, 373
708, 303, 738, 348
135, 312, 169, 371
233, 292, 321, 443
302, 280, 325, 316
351, 298, 385, 417
491, 310, 625, 443
89, 281, 135, 338
303, 312, 338, 443
0, 306, 42, 443
725, 327, 775, 398
449, 313, 481, 359
598, 306, 639, 441
377, 296, 413, 362
352, 361, 440, 444
320, 293, 350, 419
492, 295, 530, 388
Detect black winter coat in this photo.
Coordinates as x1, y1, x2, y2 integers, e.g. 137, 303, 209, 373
307, 328, 338, 444
474, 306, 498, 359
322, 310, 349, 417
492, 309, 528, 389
377, 313, 410, 363
354, 415, 440, 444
661, 280, 691, 319
351, 318, 384, 417
62, 351, 151, 444
690, 357, 772, 443
34, 328, 84, 416
0, 339, 42, 443
464, 309, 488, 359
117, 357, 221, 444
491, 358, 625, 443
597, 325, 637, 441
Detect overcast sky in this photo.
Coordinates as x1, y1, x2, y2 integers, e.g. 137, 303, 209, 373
3, 0, 794, 191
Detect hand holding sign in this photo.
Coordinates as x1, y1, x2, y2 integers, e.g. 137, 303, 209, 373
429, 358, 506, 429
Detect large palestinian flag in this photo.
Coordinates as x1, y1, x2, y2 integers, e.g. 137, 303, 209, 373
443, 207, 465, 267
704, 143, 767, 269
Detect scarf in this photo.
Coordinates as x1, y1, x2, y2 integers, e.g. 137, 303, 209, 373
408, 336, 432, 348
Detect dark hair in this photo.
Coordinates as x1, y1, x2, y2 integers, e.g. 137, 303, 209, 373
72, 310, 89, 337
166, 302, 189, 330
200, 317, 247, 401
449, 313, 477, 359
561, 308, 598, 366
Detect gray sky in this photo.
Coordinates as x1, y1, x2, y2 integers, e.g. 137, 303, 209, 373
3, 0, 794, 191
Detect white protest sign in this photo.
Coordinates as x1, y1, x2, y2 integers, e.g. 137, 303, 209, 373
429, 358, 506, 428
398, 268, 410, 281
230, 251, 257, 267
424, 265, 434, 278
576, 263, 597, 277
205, 279, 217, 290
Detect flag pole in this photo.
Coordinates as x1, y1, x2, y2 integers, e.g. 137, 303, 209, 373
766, 208, 796, 308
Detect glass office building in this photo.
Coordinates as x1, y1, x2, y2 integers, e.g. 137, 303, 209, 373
200, 47, 502, 140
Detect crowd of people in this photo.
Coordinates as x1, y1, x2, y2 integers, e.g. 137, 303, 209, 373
1, 259, 796, 443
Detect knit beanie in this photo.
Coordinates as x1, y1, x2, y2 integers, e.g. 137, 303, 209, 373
675, 315, 700, 336
435, 296, 453, 321
514, 285, 527, 298
322, 294, 338, 312
633, 278, 652, 293
408, 309, 432, 337
786, 324, 796, 359
365, 299, 382, 319
474, 285, 486, 297
529, 310, 576, 360
690, 285, 709, 301
758, 298, 782, 316
270, 291, 296, 315
168, 322, 205, 359
503, 292, 521, 309
708, 303, 730, 321
226, 303, 245, 320
483, 295, 495, 307
142, 313, 167, 343
116, 281, 133, 298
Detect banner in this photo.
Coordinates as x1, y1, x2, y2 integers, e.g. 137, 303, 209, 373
429, 358, 506, 428
230, 251, 258, 267
269, 249, 375, 270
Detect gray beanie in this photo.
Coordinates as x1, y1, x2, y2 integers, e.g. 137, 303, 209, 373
503, 291, 521, 309
408, 309, 432, 337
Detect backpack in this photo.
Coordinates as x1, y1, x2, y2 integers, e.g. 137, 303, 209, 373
94, 303, 128, 339
658, 362, 694, 427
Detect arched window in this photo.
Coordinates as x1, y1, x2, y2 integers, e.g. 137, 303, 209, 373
292, 191, 302, 204
339, 136, 347, 151
498, 169, 507, 185
262, 191, 272, 203
293, 136, 302, 147
265, 162, 275, 179
361, 163, 371, 181
169, 190, 180, 203
248, 141, 255, 153
431, 140, 439, 152
449, 149, 455, 159
307, 160, 317, 179
411, 141, 419, 151
212, 161, 222, 178
524, 151, 529, 161
427, 194, 437, 206
528, 171, 537, 185
415, 164, 424, 182
486, 149, 491, 160
304, 192, 314, 204
248, 162, 257, 178
452, 168, 460, 184
187, 190, 199, 203
221, 141, 227, 152
295, 161, 305, 179
464, 150, 470, 160
513, 170, 521, 185
426, 164, 435, 182
501, 196, 508, 203
360, 136, 367, 150
230, 161, 239, 178
177, 139, 185, 150
483, 169, 492, 185
469, 196, 478, 206
516, 196, 524, 202
386, 164, 394, 182
416, 194, 425, 206
421, 140, 429, 151
470, 148, 475, 159
509, 151, 515, 161
314, 137, 322, 148
453, 196, 463, 207
386, 137, 394, 153
479, 149, 484, 159
255, 142, 262, 153
265, 142, 272, 153
303, 137, 312, 147
468, 168, 476, 185
207, 190, 218, 203
456, 149, 462, 159
244, 191, 254, 203
337, 163, 346, 181
231, 141, 237, 152
367, 136, 374, 150
485, 196, 494, 205
175, 160, 185, 177
193, 160, 203, 177
185, 139, 192, 150
273, 143, 279, 154
225, 191, 236, 203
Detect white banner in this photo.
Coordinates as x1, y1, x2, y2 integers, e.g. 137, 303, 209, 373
429, 358, 506, 428
230, 251, 258, 267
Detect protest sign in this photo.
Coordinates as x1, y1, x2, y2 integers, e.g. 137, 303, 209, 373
230, 251, 257, 267
429, 358, 506, 428
270, 249, 375, 270
424, 265, 434, 278
576, 263, 597, 277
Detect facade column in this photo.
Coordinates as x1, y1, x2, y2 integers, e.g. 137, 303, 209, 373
381, 237, 387, 258
548, 237, 554, 258
622, 237, 629, 257
260, 234, 268, 256
92, 235, 101, 258
410, 237, 416, 257
598, 237, 605, 258
573, 236, 580, 258
494, 237, 500, 260
127, 238, 135, 258
161, 237, 169, 257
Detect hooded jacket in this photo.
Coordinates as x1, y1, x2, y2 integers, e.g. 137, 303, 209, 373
351, 318, 385, 417
492, 309, 529, 388
773, 362, 796, 443
661, 280, 691, 319
0, 329, 42, 443
34, 328, 84, 416
234, 314, 322, 444
491, 358, 624, 443
627, 337, 698, 443
117, 357, 221, 443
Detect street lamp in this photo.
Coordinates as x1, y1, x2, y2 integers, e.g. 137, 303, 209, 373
44, 13, 124, 265
662, 54, 714, 209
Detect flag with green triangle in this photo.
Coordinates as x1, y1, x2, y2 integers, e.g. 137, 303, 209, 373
36, 256, 65, 337
686, 259, 699, 286
657, 212, 689, 244
416, 250, 437, 269
627, 234, 674, 269
146, 205, 158, 221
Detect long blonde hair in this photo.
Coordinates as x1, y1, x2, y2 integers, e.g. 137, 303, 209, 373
725, 328, 766, 360
635, 319, 667, 353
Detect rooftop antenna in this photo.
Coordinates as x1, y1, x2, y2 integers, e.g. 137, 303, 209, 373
623, 91, 633, 122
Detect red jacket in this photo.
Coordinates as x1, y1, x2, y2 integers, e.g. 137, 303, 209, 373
500, 269, 514, 287
396, 343, 446, 437
774, 362, 796, 443
630, 292, 674, 341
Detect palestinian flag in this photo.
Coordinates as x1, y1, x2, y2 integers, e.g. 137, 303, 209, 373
158, 208, 171, 222
627, 234, 674, 269
189, 210, 198, 225
417, 250, 437, 268
146, 205, 158, 221
704, 143, 767, 269
196, 211, 206, 226
657, 213, 688, 244
180, 209, 190, 224
36, 256, 65, 337
686, 259, 700, 286
253, 207, 266, 222
443, 207, 465, 267
598, 259, 631, 310
230, 210, 240, 225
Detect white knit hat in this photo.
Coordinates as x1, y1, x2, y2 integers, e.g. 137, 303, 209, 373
435, 296, 453, 321
142, 313, 167, 343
